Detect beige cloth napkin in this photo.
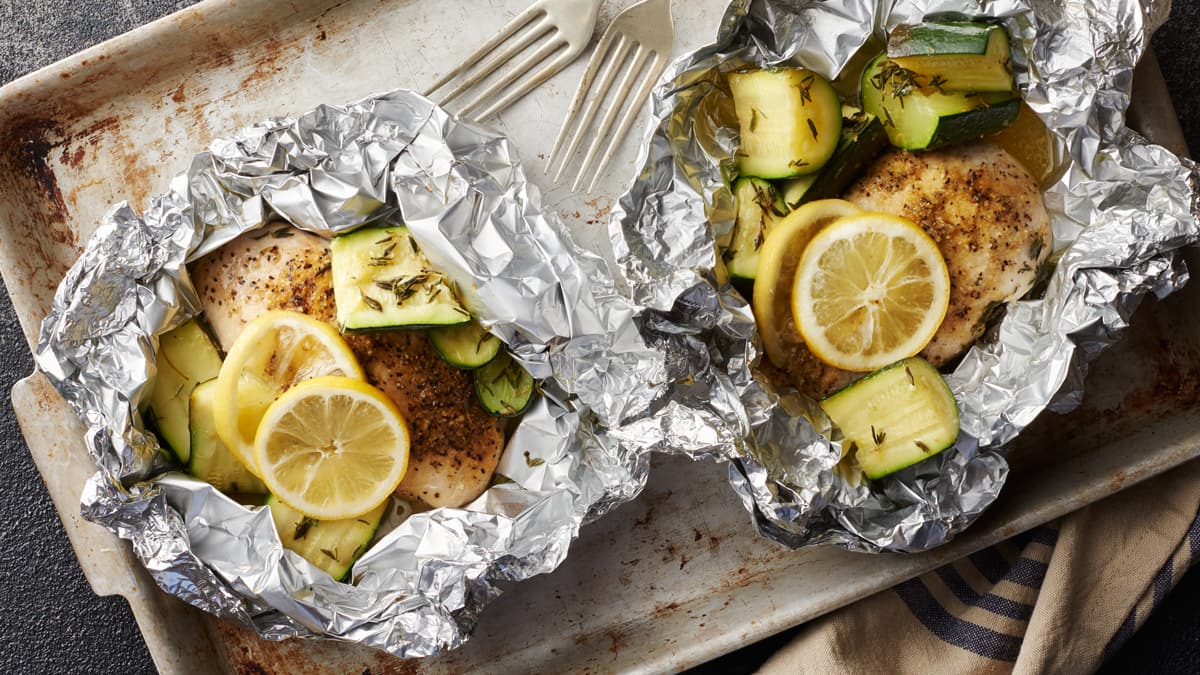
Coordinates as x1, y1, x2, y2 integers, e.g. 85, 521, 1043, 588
759, 459, 1200, 674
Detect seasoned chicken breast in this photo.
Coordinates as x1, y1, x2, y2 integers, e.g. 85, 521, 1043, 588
843, 142, 1052, 367
767, 142, 1052, 400
191, 227, 505, 509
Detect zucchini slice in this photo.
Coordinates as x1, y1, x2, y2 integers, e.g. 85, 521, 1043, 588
429, 321, 502, 369
728, 68, 842, 179
888, 21, 1015, 94
188, 379, 266, 494
146, 320, 223, 463
331, 225, 471, 332
474, 352, 534, 417
779, 175, 818, 210
820, 357, 959, 480
266, 495, 387, 582
724, 177, 786, 280
860, 53, 1019, 150
784, 108, 889, 209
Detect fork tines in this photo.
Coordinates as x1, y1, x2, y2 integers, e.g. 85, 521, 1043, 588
546, 0, 675, 194
424, 0, 603, 122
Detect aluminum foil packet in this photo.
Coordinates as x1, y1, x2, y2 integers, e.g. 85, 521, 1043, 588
35, 91, 669, 657
609, 0, 1199, 552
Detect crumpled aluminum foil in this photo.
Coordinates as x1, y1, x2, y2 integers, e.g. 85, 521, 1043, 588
609, 0, 1199, 551
29, 0, 1200, 657
36, 91, 668, 657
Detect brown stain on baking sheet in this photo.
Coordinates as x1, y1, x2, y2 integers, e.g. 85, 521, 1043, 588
1005, 294, 1200, 475
209, 618, 425, 674
605, 628, 628, 656
238, 36, 302, 91
5, 116, 76, 249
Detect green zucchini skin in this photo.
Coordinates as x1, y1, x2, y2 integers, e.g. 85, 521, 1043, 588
330, 225, 472, 332
266, 495, 386, 582
429, 321, 502, 369
729, 68, 843, 179
860, 53, 1019, 150
820, 357, 959, 480
188, 379, 267, 494
473, 352, 534, 418
888, 21, 996, 57
786, 110, 889, 208
146, 319, 223, 463
888, 21, 1015, 94
927, 99, 1020, 148
725, 177, 786, 280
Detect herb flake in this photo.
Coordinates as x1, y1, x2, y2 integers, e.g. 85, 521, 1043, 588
293, 517, 317, 541
871, 425, 887, 446
360, 291, 383, 312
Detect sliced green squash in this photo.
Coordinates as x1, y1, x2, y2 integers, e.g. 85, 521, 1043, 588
188, 379, 266, 494
331, 225, 472, 332
779, 175, 819, 210
860, 53, 1019, 151
888, 21, 1015, 94
784, 108, 889, 208
474, 351, 534, 417
821, 357, 959, 480
146, 319, 223, 463
429, 320, 502, 369
724, 177, 786, 280
266, 495, 387, 581
728, 68, 843, 179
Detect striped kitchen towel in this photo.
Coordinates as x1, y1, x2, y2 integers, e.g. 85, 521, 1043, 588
759, 458, 1200, 674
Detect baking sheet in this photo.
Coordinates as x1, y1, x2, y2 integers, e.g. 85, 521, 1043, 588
1, 0, 1196, 671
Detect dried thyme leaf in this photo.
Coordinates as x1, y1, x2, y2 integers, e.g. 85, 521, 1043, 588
807, 118, 819, 141
881, 106, 896, 129
1029, 237, 1046, 260
320, 547, 338, 561
798, 74, 815, 104
360, 291, 383, 311
915, 440, 932, 453
293, 517, 317, 541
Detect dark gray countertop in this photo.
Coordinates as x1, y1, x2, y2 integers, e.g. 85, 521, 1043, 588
2, 2, 1198, 673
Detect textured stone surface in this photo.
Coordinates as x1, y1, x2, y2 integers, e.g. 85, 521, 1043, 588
0, 1, 1196, 673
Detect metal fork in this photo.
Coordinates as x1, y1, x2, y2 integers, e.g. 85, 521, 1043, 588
546, 0, 674, 193
423, 0, 604, 121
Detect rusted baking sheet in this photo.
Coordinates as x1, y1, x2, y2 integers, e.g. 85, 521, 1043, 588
2, 0, 1195, 672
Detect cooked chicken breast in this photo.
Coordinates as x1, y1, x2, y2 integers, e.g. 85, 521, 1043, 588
191, 227, 505, 509
843, 142, 1052, 366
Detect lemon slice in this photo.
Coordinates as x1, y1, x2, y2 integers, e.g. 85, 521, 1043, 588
792, 213, 950, 372
255, 376, 410, 520
213, 310, 364, 476
752, 199, 863, 368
